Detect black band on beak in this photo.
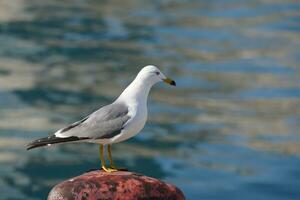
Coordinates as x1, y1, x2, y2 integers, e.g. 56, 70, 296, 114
170, 80, 176, 86
163, 78, 176, 86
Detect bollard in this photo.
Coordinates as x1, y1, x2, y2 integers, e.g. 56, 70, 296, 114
48, 170, 185, 200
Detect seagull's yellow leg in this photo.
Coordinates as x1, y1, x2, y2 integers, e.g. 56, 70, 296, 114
107, 144, 127, 171
99, 144, 116, 173
107, 144, 117, 169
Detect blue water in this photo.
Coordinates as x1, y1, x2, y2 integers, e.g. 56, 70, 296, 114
0, 0, 300, 199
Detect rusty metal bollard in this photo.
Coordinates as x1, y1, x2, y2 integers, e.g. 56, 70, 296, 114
48, 170, 185, 200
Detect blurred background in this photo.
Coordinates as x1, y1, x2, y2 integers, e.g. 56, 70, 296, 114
0, 0, 300, 199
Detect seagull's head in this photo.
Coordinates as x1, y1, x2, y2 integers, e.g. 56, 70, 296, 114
137, 65, 176, 87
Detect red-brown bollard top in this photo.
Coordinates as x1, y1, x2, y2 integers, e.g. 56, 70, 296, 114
48, 170, 185, 200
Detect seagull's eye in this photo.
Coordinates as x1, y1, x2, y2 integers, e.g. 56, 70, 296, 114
155, 72, 160, 75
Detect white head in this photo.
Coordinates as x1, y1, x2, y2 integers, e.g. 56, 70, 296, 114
136, 65, 176, 87
117, 65, 176, 101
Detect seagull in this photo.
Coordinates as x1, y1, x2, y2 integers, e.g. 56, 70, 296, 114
27, 65, 176, 172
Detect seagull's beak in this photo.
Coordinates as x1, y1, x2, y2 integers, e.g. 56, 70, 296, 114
163, 77, 176, 86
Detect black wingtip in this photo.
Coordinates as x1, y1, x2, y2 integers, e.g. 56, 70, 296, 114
26, 144, 39, 151
26, 146, 33, 151
26, 135, 90, 151
26, 141, 48, 150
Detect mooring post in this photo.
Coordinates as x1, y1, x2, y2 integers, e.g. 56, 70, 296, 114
48, 170, 185, 200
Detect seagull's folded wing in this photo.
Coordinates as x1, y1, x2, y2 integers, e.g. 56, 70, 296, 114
55, 102, 131, 139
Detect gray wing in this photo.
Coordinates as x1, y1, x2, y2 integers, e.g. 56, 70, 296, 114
55, 102, 130, 139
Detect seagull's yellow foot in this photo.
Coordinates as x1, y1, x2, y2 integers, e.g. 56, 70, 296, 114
101, 166, 118, 173
99, 144, 117, 173
110, 166, 126, 171
110, 165, 128, 171
107, 144, 128, 171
